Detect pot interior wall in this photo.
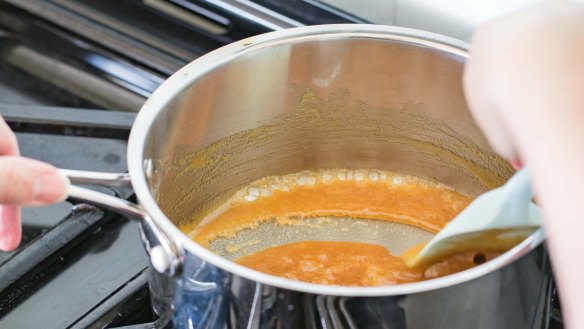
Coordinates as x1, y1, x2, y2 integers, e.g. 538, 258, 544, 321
143, 35, 513, 229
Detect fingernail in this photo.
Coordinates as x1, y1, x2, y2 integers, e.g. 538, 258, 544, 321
0, 205, 22, 251
510, 159, 523, 170
33, 171, 71, 204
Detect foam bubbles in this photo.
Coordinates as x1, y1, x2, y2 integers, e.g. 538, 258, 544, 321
234, 169, 425, 203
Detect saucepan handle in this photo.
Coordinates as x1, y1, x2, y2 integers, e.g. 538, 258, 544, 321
60, 169, 133, 188
60, 169, 183, 276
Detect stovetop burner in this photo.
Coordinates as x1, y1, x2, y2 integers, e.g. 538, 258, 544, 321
0, 104, 156, 329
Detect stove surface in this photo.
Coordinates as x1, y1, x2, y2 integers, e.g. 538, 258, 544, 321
0, 39, 154, 327
0, 105, 153, 328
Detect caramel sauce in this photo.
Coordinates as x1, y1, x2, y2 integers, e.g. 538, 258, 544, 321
184, 170, 471, 247
237, 241, 425, 286
236, 241, 500, 286
181, 170, 507, 286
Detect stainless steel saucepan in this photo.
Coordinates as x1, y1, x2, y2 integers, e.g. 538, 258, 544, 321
62, 25, 550, 329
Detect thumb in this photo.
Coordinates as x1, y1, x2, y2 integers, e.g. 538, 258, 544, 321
0, 156, 70, 205
0, 206, 21, 251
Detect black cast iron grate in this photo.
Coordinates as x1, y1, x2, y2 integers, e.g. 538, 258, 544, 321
0, 105, 158, 329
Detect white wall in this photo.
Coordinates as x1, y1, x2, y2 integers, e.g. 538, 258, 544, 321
318, 0, 543, 41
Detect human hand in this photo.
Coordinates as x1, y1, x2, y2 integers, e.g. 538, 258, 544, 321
464, 1, 584, 165
0, 115, 70, 251
464, 2, 584, 329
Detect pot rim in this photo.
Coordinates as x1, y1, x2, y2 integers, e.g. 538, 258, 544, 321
128, 24, 545, 296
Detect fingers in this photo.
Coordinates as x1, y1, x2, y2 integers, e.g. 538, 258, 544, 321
463, 20, 524, 163
0, 117, 23, 251
0, 206, 21, 251
0, 115, 70, 252
463, 1, 584, 166
0, 116, 19, 156
0, 156, 70, 206
463, 54, 519, 162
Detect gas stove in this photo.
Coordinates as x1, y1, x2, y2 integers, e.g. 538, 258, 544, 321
0, 1, 563, 328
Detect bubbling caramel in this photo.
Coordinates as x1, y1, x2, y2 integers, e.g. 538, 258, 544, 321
237, 241, 424, 286
180, 169, 504, 286
236, 241, 500, 286
183, 170, 471, 247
